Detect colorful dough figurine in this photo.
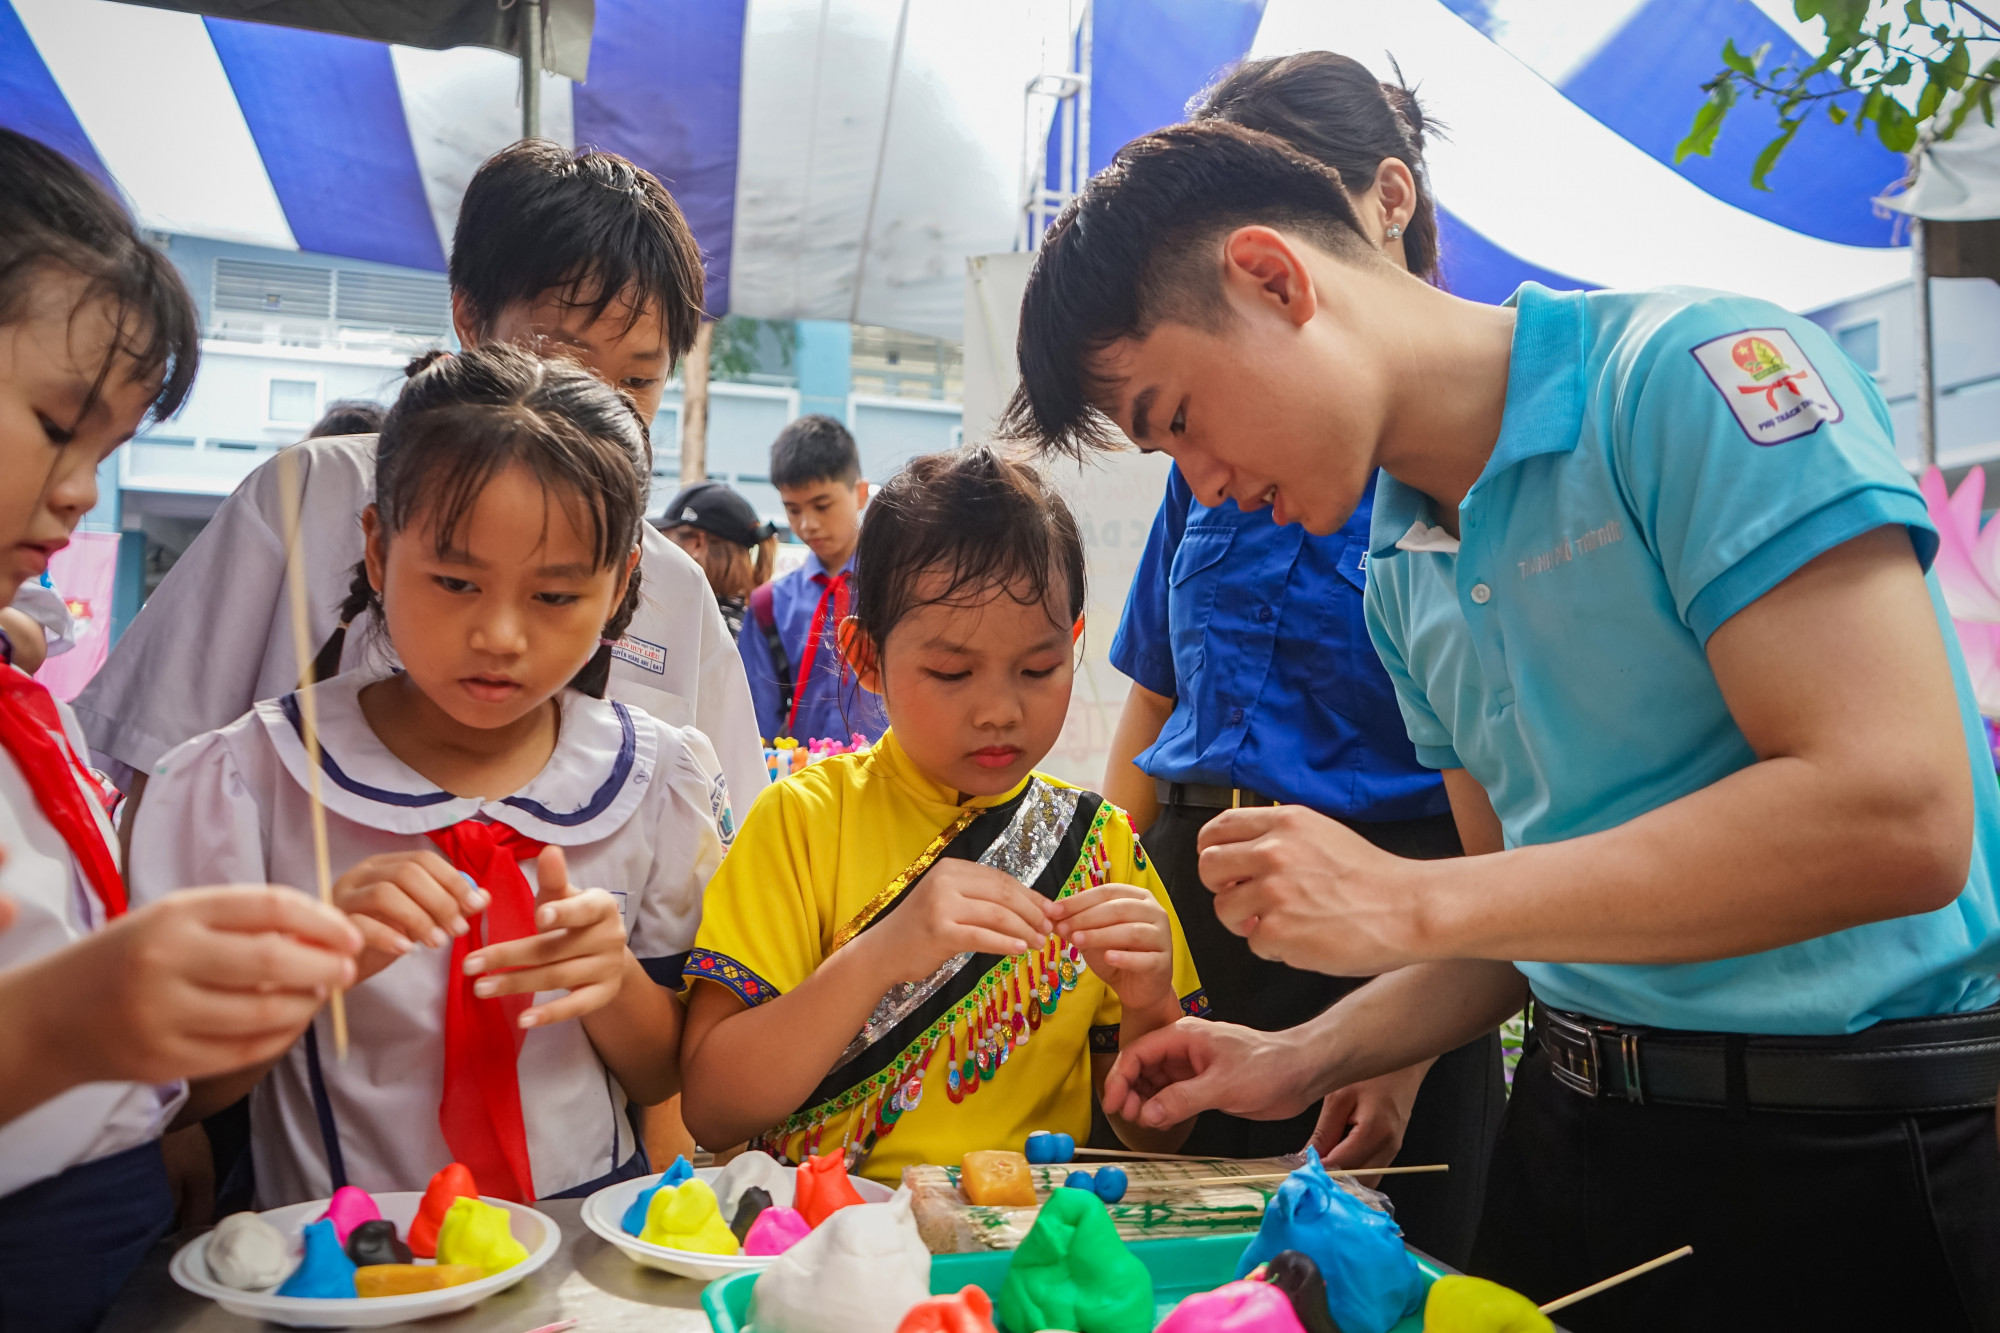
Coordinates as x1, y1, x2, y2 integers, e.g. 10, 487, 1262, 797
345, 1218, 412, 1268
205, 1211, 292, 1290
434, 1197, 529, 1277
751, 1191, 932, 1333
959, 1150, 1038, 1207
1422, 1276, 1553, 1333
1092, 1166, 1129, 1204
1251, 1252, 1340, 1333
997, 1187, 1153, 1333
355, 1264, 483, 1297
732, 1186, 775, 1242
715, 1148, 795, 1215
1023, 1131, 1077, 1165
275, 1219, 357, 1299
795, 1149, 868, 1227
744, 1205, 813, 1256
1064, 1170, 1097, 1192
621, 1155, 697, 1237
1157, 1280, 1309, 1333
1234, 1151, 1424, 1333
318, 1185, 381, 1246
897, 1286, 1001, 1333
639, 1178, 740, 1255
409, 1162, 480, 1259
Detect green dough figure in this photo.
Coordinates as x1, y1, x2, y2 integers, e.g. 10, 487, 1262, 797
1422, 1276, 1553, 1333
997, 1188, 1152, 1333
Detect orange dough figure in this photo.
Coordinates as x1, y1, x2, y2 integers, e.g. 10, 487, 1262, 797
408, 1163, 480, 1259
355, 1264, 483, 1297
960, 1151, 1038, 1207
794, 1150, 867, 1228
898, 1285, 1001, 1333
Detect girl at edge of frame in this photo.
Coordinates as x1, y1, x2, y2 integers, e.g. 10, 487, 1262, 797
679, 445, 1208, 1184
129, 344, 727, 1207
0, 128, 357, 1332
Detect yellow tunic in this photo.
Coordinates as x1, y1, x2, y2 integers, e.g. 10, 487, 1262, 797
688, 730, 1205, 1183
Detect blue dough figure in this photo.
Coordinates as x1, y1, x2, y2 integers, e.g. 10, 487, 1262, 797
275, 1219, 356, 1299
1233, 1150, 1423, 1333
622, 1156, 696, 1235
1064, 1170, 1096, 1191
1050, 1132, 1076, 1163
1026, 1132, 1057, 1164
1092, 1167, 1128, 1204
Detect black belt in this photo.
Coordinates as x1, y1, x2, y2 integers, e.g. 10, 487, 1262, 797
1532, 998, 2000, 1114
1157, 779, 1281, 810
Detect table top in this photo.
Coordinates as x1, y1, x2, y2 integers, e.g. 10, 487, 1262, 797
102, 1200, 717, 1333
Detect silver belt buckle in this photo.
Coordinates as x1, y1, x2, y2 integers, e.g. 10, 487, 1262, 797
1542, 1008, 1602, 1098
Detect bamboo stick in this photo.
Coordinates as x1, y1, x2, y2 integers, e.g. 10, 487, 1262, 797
1538, 1246, 1693, 1314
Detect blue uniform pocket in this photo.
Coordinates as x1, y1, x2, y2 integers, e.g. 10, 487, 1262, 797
1167, 527, 1236, 699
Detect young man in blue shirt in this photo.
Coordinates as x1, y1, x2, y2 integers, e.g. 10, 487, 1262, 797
1107, 464, 1500, 1268
1008, 122, 2000, 1329
737, 415, 888, 744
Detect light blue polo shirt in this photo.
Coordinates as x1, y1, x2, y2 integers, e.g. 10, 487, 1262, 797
1363, 282, 2000, 1035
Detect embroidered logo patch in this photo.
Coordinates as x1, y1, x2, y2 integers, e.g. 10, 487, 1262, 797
1689, 328, 1843, 446
611, 635, 666, 675
709, 773, 736, 846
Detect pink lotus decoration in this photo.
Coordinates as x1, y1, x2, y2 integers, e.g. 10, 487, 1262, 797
1920, 466, 2000, 720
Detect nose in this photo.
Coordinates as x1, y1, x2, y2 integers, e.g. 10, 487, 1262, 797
970, 679, 1025, 732
1176, 452, 1232, 509
468, 599, 528, 658
47, 447, 100, 521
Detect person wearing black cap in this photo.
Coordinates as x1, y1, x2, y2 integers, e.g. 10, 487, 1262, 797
661, 481, 778, 638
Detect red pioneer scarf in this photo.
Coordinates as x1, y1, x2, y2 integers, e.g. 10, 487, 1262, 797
424, 820, 548, 1204
0, 669, 125, 919
788, 568, 850, 736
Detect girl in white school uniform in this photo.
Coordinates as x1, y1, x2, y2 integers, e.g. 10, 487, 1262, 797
0, 130, 359, 1333
132, 344, 729, 1206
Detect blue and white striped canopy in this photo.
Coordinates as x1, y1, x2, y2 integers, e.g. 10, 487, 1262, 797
3, 0, 1914, 339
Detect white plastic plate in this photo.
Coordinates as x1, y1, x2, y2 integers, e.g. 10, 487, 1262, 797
168, 1192, 559, 1328
581, 1165, 894, 1282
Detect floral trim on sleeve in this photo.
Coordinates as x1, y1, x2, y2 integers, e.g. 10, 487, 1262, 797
685, 949, 781, 1007
1088, 1024, 1122, 1054
1179, 988, 1211, 1018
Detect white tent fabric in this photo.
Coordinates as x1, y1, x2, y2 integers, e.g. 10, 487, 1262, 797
1880, 114, 2000, 222
3, 0, 1923, 335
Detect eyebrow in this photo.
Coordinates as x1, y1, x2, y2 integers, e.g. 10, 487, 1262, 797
1129, 386, 1157, 442
536, 561, 596, 578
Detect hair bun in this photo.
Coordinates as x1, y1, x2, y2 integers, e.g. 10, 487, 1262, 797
404, 348, 452, 379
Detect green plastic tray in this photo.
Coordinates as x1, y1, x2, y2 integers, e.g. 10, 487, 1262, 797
699, 1232, 1450, 1333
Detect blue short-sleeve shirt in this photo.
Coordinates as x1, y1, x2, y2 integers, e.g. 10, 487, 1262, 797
736, 550, 888, 745
1110, 467, 1447, 821
1363, 282, 2000, 1034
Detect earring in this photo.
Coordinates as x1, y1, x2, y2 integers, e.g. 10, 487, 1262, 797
1385, 223, 1404, 241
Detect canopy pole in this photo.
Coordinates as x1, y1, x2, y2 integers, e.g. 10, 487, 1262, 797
1913, 217, 1937, 469
680, 322, 713, 488
521, 0, 544, 141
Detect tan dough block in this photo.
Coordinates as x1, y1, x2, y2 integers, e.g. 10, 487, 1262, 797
958, 1151, 1039, 1207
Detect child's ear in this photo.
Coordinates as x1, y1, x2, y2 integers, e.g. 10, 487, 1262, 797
853, 478, 871, 508
361, 505, 387, 594
838, 616, 883, 694
617, 546, 640, 601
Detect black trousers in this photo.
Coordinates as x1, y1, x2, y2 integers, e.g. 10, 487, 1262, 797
1474, 1043, 2000, 1331
1144, 801, 1506, 1270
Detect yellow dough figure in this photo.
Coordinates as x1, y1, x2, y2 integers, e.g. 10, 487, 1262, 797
640, 1178, 741, 1255
1423, 1276, 1553, 1333
434, 1198, 529, 1277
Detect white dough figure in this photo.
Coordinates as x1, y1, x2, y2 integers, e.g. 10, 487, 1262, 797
751, 1189, 931, 1333
714, 1149, 795, 1215
206, 1212, 293, 1289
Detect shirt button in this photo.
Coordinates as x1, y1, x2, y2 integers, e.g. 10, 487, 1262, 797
1229, 707, 1245, 726
1257, 606, 1274, 623
1470, 583, 1492, 605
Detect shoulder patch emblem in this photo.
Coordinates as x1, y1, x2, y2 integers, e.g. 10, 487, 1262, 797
1689, 328, 1843, 446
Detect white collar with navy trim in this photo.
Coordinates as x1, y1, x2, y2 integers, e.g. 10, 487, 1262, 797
256, 671, 655, 845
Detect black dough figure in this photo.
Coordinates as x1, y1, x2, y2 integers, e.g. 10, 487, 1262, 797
1259, 1250, 1342, 1333
731, 1186, 774, 1242
345, 1218, 412, 1267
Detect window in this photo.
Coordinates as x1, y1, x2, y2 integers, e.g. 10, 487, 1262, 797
1836, 319, 1881, 375
267, 378, 319, 425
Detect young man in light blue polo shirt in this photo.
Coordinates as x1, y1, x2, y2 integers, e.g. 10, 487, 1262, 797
1006, 120, 2000, 1330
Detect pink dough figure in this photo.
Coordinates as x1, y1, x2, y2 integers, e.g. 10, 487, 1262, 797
319, 1185, 382, 1246
743, 1206, 812, 1256
1157, 1280, 1308, 1333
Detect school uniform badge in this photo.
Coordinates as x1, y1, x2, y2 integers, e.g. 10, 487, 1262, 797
1689, 328, 1842, 446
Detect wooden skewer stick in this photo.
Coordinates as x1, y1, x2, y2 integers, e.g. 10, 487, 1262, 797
1068, 1148, 1232, 1162
277, 446, 348, 1060
1159, 1164, 1450, 1187
1537, 1245, 1693, 1314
